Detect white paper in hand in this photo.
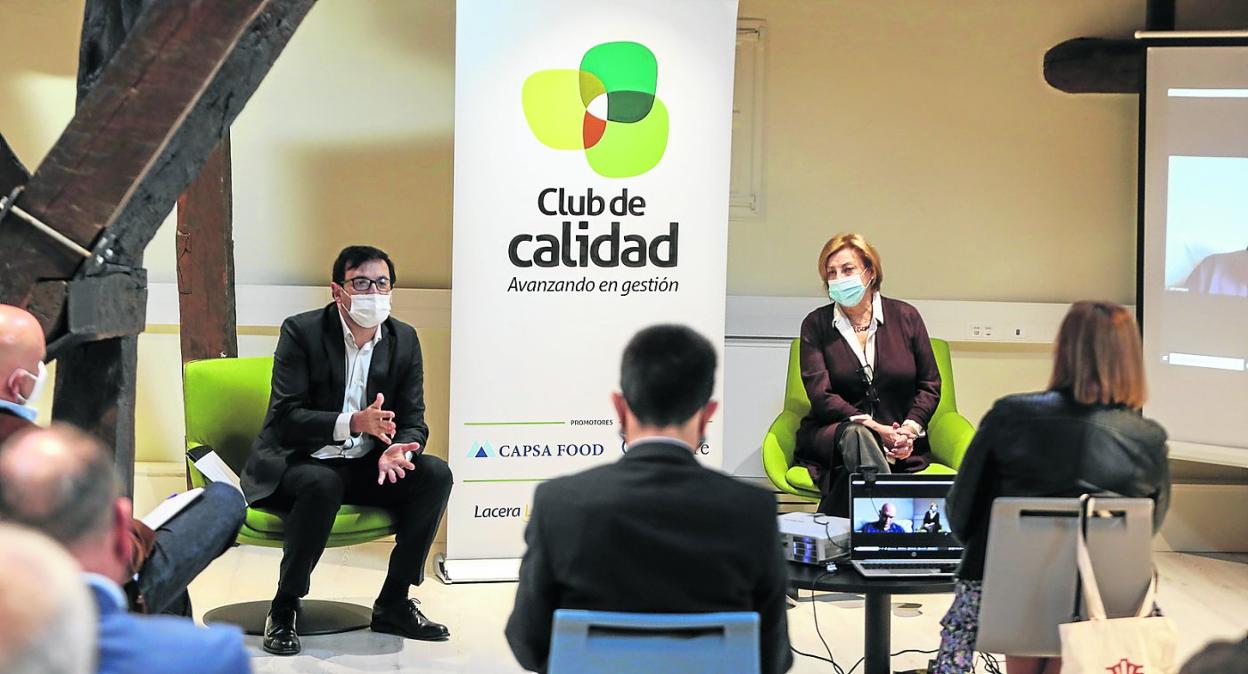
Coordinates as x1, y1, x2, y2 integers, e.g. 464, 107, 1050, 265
193, 451, 243, 494
140, 488, 204, 530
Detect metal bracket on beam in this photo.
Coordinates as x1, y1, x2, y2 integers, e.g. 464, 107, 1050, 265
85, 231, 122, 275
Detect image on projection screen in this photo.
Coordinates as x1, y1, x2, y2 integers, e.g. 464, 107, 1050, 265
1164, 156, 1248, 296
1142, 46, 1248, 455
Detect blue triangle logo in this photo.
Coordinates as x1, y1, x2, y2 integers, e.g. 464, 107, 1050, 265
474, 447, 488, 458
469, 441, 494, 458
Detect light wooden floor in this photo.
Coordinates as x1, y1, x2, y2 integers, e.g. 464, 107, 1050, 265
186, 542, 1248, 673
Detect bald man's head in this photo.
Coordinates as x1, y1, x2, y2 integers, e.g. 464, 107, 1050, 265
0, 425, 119, 550
0, 523, 95, 674
0, 305, 46, 405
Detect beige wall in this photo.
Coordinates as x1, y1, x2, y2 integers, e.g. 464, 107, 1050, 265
151, 0, 456, 289
0, 0, 79, 166
0, 0, 1151, 299
4, 1, 1246, 484
0, 0, 455, 289
732, 0, 1143, 302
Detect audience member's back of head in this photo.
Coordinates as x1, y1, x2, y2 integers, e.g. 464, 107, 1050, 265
1049, 300, 1146, 410
1179, 636, 1248, 674
0, 425, 121, 553
0, 523, 96, 674
620, 324, 717, 427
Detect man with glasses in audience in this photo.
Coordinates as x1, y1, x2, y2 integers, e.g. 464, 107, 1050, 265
242, 245, 453, 655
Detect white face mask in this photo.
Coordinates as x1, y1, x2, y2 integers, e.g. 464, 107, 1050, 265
14, 361, 48, 407
345, 293, 391, 329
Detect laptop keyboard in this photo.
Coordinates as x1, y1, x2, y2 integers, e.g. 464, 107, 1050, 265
861, 562, 957, 569
857, 561, 958, 574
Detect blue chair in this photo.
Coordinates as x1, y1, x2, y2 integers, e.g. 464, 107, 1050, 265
548, 610, 760, 674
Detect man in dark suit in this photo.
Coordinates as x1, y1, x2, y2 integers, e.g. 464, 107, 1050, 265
243, 246, 453, 655
505, 325, 793, 674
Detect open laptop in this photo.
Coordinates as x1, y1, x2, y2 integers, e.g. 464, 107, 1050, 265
848, 473, 962, 578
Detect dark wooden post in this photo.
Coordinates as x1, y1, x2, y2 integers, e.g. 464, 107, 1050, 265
51, 338, 140, 495
49, 0, 153, 495
176, 134, 239, 364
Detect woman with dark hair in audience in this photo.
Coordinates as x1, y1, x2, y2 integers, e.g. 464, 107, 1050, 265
795, 232, 941, 515
932, 301, 1172, 674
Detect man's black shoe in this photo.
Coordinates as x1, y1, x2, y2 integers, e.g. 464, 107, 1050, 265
262, 607, 301, 656
370, 598, 450, 641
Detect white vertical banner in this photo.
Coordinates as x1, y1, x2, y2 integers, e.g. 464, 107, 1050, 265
446, 0, 739, 570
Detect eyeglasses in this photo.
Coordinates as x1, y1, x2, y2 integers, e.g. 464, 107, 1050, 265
857, 364, 879, 411
343, 276, 392, 293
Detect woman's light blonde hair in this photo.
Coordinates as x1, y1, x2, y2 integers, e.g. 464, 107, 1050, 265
1049, 301, 1147, 409
817, 233, 883, 292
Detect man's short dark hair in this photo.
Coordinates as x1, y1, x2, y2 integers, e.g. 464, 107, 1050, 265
0, 425, 119, 548
333, 245, 397, 286
620, 324, 717, 427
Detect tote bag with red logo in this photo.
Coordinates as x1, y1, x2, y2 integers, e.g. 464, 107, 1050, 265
1058, 497, 1177, 674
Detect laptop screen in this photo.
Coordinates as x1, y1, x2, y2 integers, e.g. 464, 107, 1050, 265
849, 474, 963, 560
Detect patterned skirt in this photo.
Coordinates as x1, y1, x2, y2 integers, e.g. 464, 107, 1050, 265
932, 579, 983, 674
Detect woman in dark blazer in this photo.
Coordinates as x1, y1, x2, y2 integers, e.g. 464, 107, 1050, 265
796, 233, 941, 515
932, 301, 1171, 674
921, 502, 943, 533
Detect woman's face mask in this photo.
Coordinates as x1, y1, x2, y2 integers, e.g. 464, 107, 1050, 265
827, 274, 868, 307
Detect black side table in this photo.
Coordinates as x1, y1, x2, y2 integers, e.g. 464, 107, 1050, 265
788, 562, 956, 674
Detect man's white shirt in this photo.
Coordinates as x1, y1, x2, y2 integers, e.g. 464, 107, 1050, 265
311, 311, 383, 460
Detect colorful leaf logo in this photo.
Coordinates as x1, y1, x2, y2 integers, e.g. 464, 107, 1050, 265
523, 42, 668, 178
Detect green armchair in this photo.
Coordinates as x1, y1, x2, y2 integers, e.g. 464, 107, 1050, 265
761, 338, 975, 501
184, 356, 398, 635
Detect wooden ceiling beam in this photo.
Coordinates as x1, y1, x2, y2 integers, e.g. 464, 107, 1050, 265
0, 0, 316, 341
76, 0, 157, 105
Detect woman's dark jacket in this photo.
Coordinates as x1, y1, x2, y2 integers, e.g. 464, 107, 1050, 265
946, 390, 1170, 581
796, 296, 941, 472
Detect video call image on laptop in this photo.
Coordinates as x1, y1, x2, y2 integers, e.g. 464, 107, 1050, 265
852, 496, 948, 534
849, 474, 963, 577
